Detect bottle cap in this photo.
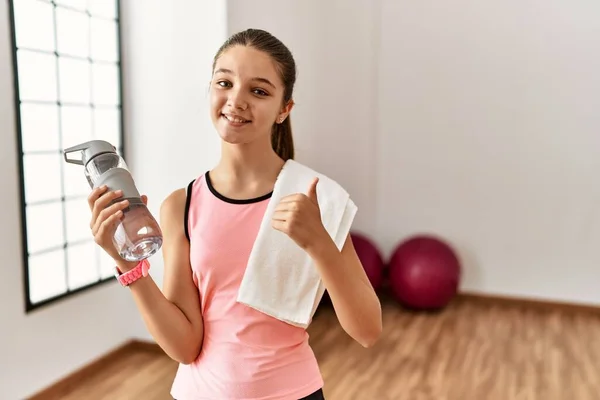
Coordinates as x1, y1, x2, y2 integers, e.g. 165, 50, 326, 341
63, 140, 117, 166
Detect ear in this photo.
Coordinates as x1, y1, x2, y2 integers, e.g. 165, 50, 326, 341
277, 99, 295, 123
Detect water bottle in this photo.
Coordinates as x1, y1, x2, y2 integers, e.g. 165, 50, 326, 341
63, 140, 163, 261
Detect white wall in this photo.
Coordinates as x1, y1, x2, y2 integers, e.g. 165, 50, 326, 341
0, 1, 226, 398
0, 2, 143, 397
377, 0, 600, 304
120, 0, 227, 299
228, 1, 600, 305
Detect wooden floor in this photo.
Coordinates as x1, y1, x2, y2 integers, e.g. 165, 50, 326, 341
33, 295, 600, 399
311, 296, 600, 400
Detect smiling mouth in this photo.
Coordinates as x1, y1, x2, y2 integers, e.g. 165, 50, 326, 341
222, 113, 251, 124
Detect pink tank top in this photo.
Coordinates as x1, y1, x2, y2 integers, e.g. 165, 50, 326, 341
170, 172, 324, 400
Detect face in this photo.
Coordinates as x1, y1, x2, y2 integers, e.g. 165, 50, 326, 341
209, 45, 293, 146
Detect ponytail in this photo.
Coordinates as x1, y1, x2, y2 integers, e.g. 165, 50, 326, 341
271, 116, 294, 161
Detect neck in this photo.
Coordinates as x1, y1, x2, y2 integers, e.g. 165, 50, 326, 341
214, 138, 285, 183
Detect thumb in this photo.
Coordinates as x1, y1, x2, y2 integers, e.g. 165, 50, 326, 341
307, 177, 319, 204
141, 195, 148, 206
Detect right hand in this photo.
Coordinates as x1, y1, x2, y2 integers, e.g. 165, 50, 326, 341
87, 185, 148, 268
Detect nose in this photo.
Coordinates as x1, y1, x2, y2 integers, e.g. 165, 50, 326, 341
228, 88, 248, 111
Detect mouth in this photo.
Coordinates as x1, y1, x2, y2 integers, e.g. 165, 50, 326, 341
222, 113, 251, 124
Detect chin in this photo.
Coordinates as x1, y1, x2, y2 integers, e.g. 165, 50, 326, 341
216, 127, 254, 145
219, 133, 251, 145
216, 117, 257, 144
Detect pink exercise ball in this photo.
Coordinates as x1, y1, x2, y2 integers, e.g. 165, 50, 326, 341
389, 235, 461, 310
351, 232, 384, 291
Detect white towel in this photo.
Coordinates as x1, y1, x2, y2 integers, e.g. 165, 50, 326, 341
236, 159, 358, 328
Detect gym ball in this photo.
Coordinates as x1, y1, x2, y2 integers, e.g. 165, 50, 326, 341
388, 235, 460, 310
351, 232, 384, 291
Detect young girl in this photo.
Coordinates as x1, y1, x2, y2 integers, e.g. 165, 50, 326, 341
88, 28, 382, 400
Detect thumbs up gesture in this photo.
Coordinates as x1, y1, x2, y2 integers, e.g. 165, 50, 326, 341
272, 177, 328, 252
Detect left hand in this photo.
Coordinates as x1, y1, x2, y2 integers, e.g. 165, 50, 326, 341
271, 177, 328, 251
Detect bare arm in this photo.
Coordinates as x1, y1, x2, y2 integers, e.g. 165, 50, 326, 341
308, 234, 383, 348
90, 186, 203, 364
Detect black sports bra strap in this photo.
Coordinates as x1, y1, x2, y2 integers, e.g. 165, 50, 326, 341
184, 179, 195, 241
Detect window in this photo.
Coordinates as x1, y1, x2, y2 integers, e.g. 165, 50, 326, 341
8, 0, 125, 311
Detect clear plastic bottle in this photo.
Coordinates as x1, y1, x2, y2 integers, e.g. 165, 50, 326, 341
64, 140, 162, 261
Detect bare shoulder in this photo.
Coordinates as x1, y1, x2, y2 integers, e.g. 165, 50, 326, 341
160, 188, 187, 231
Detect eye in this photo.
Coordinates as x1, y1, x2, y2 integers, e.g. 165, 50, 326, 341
253, 88, 268, 96
216, 80, 231, 88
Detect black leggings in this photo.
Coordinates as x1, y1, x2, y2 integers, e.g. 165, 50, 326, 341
300, 388, 325, 400
174, 388, 324, 400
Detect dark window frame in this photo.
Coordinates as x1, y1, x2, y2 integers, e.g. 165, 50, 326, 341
7, 0, 126, 312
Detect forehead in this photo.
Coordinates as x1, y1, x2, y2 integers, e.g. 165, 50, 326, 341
214, 45, 281, 84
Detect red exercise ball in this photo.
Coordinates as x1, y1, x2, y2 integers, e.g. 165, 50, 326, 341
389, 235, 460, 310
351, 232, 384, 290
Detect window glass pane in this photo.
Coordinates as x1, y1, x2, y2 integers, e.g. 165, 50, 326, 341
55, 0, 87, 12
28, 249, 67, 304
67, 241, 99, 289
92, 63, 119, 106
90, 18, 118, 62
16, 50, 57, 102
26, 202, 65, 255
58, 57, 90, 104
64, 198, 91, 243
12, 0, 123, 310
63, 162, 91, 197
97, 246, 116, 279
55, 7, 89, 58
20, 103, 59, 152
23, 153, 62, 204
88, 0, 117, 19
12, 0, 55, 52
94, 108, 120, 147
61, 105, 92, 148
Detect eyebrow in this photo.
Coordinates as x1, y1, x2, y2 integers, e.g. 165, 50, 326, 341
214, 68, 276, 89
